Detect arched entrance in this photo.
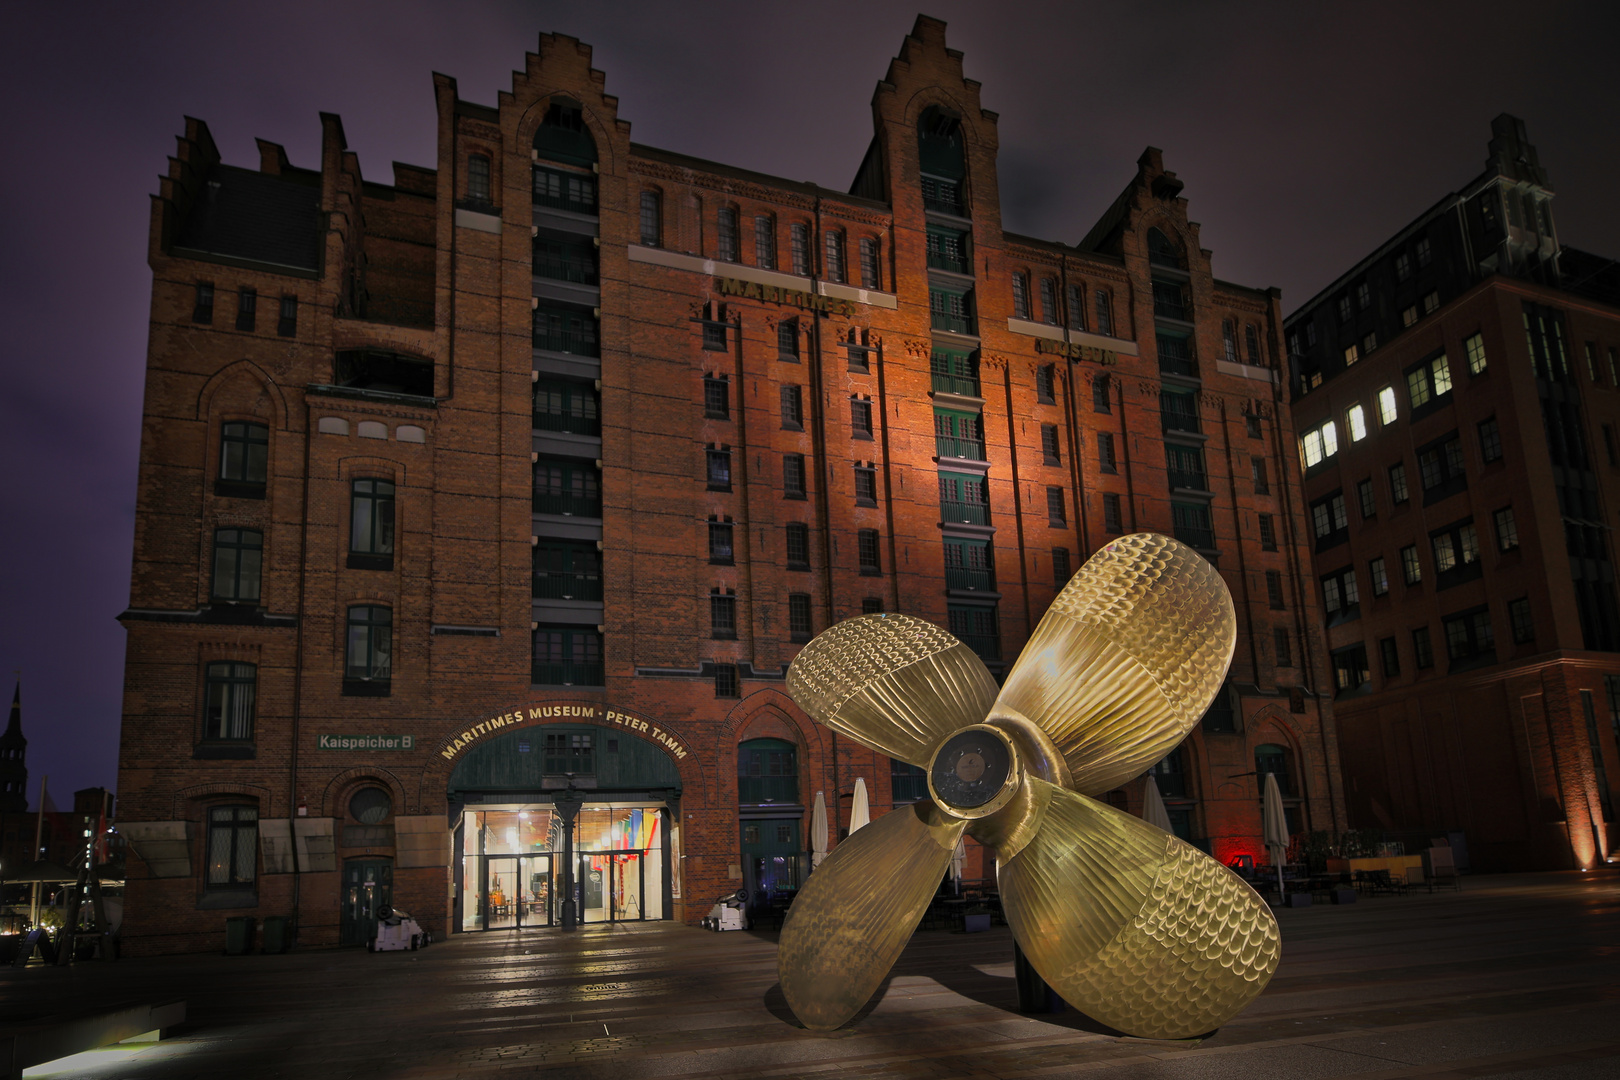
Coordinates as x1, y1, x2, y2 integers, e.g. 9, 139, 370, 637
446, 718, 683, 932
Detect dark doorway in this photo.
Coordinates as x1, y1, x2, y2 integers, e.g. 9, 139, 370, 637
340, 858, 393, 946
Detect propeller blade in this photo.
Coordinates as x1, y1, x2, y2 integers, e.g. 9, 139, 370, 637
995, 778, 1279, 1041
990, 533, 1235, 794
787, 613, 1000, 767
778, 799, 968, 1031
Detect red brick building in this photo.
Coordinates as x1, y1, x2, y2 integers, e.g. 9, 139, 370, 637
115, 17, 1343, 954
1286, 116, 1620, 872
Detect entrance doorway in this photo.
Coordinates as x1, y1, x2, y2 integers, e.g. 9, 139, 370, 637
573, 850, 650, 923
340, 858, 393, 945
740, 818, 802, 921
482, 854, 552, 929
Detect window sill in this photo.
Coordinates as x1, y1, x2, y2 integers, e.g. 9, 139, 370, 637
1043, 456, 1061, 467
778, 353, 801, 364
711, 632, 738, 641
789, 633, 812, 644
343, 679, 392, 697
704, 410, 731, 421
856, 498, 878, 508
781, 424, 804, 433
194, 742, 256, 760
707, 484, 733, 493
709, 556, 735, 566
1048, 519, 1068, 528
859, 568, 883, 577
786, 562, 810, 572
783, 492, 807, 501
853, 431, 873, 441
214, 479, 266, 499
347, 552, 394, 571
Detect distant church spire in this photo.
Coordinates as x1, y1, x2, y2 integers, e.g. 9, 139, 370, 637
0, 681, 27, 813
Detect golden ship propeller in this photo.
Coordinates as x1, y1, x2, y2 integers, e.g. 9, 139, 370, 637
778, 532, 1280, 1040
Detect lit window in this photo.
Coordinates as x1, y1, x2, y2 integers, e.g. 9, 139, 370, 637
1464, 332, 1487, 374
1347, 404, 1368, 442
1401, 306, 1418, 328
1422, 291, 1440, 315
1400, 545, 1422, 585
1494, 507, 1519, 550
1377, 386, 1398, 425
1343, 344, 1359, 367
1300, 420, 1339, 469
1406, 354, 1453, 409
1369, 556, 1389, 596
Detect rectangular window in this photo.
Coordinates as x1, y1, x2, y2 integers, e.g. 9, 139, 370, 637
825, 230, 846, 282
1035, 364, 1056, 403
926, 225, 970, 274
1161, 389, 1200, 435
204, 662, 256, 742
948, 605, 1000, 662
532, 627, 604, 686
1321, 566, 1360, 620
543, 732, 594, 776
1389, 461, 1410, 504
344, 605, 393, 691
1012, 273, 1031, 319
783, 454, 805, 498
1413, 626, 1434, 668
785, 522, 810, 570
1343, 344, 1360, 367
1172, 501, 1214, 549
1423, 291, 1440, 315
533, 458, 601, 516
206, 805, 258, 887
1266, 570, 1285, 609
277, 296, 297, 337
707, 448, 732, 491
1380, 637, 1401, 677
859, 237, 881, 289
1274, 628, 1292, 667
1094, 289, 1112, 336
934, 408, 984, 460
857, 529, 881, 575
1464, 332, 1487, 374
193, 282, 214, 324
1067, 283, 1086, 330
1417, 434, 1466, 502
1299, 419, 1338, 469
854, 464, 877, 505
1097, 432, 1116, 473
1586, 342, 1602, 384
1052, 547, 1071, 586
532, 542, 602, 602
1247, 413, 1263, 439
1337, 295, 1353, 323
704, 374, 730, 418
534, 302, 600, 356
1377, 386, 1398, 426
702, 318, 728, 351
710, 592, 737, 639
716, 207, 739, 263
1168, 444, 1207, 491
1416, 237, 1433, 266
1041, 424, 1061, 465
1406, 353, 1454, 410
639, 191, 662, 247
533, 165, 598, 213
1395, 252, 1412, 281
789, 593, 813, 641
929, 285, 976, 335
219, 421, 269, 486
790, 223, 809, 274
1223, 320, 1240, 363
754, 215, 776, 269
943, 537, 993, 592
1046, 486, 1066, 525
777, 319, 800, 362
714, 663, 739, 698
1356, 281, 1371, 309
466, 154, 491, 203
1363, 332, 1378, 356
708, 519, 734, 565
211, 528, 263, 603
236, 288, 257, 332
780, 384, 804, 430
851, 398, 873, 438
1103, 493, 1123, 534
1370, 556, 1389, 596
1252, 457, 1270, 495
1357, 478, 1376, 519
1093, 375, 1111, 413
1347, 404, 1368, 442
939, 472, 990, 524
1478, 417, 1503, 463
1310, 491, 1349, 549
1494, 506, 1519, 550
1258, 513, 1277, 551
1430, 520, 1483, 586
1400, 544, 1422, 585
1040, 278, 1059, 325
1509, 597, 1534, 643
350, 479, 395, 562
1443, 607, 1495, 669
1333, 644, 1371, 697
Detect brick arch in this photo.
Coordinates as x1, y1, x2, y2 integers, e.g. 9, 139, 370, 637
1140, 214, 1192, 263
195, 359, 288, 430
172, 781, 277, 821
516, 92, 620, 177
1246, 705, 1308, 801
319, 766, 411, 819
902, 88, 992, 148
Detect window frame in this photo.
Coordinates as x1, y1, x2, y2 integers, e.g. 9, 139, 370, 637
344, 605, 393, 694
211, 527, 264, 604
205, 804, 259, 889
203, 661, 257, 743
639, 190, 662, 247
349, 478, 396, 568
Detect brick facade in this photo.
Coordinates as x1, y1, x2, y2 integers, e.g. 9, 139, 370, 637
116, 17, 1343, 955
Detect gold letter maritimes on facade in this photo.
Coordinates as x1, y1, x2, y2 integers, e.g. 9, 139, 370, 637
437, 703, 689, 762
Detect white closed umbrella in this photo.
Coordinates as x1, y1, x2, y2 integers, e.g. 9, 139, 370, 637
1262, 771, 1289, 902
1142, 774, 1174, 833
811, 791, 828, 868
951, 836, 966, 892
849, 777, 870, 834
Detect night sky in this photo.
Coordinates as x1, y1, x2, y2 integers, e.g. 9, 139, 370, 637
3, 1, 1617, 805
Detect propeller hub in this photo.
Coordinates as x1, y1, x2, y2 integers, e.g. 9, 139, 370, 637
927, 724, 1021, 819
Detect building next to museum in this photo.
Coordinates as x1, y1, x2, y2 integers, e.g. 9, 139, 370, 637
114, 15, 1345, 954
1285, 115, 1620, 872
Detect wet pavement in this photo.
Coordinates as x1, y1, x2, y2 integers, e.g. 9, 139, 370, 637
4, 871, 1619, 1079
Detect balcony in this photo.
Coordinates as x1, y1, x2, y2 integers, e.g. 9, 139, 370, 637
931, 371, 980, 397
1152, 281, 1190, 321
738, 775, 800, 805
531, 661, 604, 687
532, 570, 604, 601
1157, 334, 1196, 378
532, 322, 599, 357
930, 309, 976, 336
955, 632, 1000, 662
935, 435, 986, 461
940, 499, 989, 526
1168, 467, 1209, 492
1162, 403, 1200, 435
1172, 503, 1215, 550
922, 176, 965, 216
532, 166, 598, 216
533, 489, 601, 518
533, 409, 600, 436
946, 566, 995, 592
532, 243, 599, 285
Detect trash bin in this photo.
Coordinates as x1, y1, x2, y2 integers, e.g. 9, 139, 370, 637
260, 916, 290, 954
224, 916, 256, 955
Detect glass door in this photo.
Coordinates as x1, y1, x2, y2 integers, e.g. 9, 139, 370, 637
486, 856, 520, 929
519, 854, 551, 927
577, 853, 608, 923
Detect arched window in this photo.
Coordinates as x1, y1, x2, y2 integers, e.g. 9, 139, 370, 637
349, 786, 392, 824
1147, 227, 1183, 269
717, 206, 739, 262
738, 738, 798, 805
1146, 748, 1187, 799
639, 190, 662, 247
918, 106, 966, 216
1255, 743, 1292, 796
533, 99, 596, 166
